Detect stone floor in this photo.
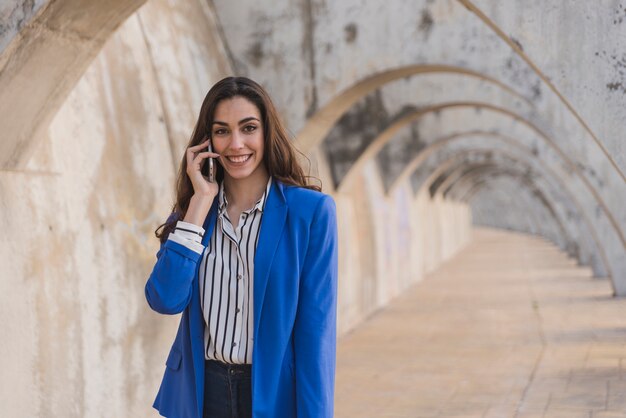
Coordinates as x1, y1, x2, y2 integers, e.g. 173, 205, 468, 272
335, 227, 626, 418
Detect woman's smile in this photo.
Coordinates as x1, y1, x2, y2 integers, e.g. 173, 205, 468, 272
224, 153, 253, 164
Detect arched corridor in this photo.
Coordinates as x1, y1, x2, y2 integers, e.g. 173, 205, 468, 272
1, 0, 625, 416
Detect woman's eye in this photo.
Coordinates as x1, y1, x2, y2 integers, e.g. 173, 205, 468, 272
243, 125, 257, 133
213, 129, 227, 136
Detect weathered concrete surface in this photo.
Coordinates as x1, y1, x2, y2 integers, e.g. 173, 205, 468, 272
335, 160, 472, 334
0, 0, 230, 416
0, 0, 46, 53
336, 227, 626, 417
0, 0, 147, 170
469, 0, 626, 176
212, 0, 626, 292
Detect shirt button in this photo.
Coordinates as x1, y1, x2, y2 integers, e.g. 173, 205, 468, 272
233, 342, 238, 347
237, 274, 243, 280
230, 369, 235, 374
236, 308, 240, 313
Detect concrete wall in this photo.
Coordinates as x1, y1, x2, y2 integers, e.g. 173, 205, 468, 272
0, 0, 231, 416
333, 159, 471, 335
1, 0, 623, 417
212, 0, 626, 293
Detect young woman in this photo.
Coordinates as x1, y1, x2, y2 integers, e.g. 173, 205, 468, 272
145, 77, 338, 418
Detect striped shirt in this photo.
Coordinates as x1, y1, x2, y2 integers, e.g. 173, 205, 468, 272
167, 177, 272, 364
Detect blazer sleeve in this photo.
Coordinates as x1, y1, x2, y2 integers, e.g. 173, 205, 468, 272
293, 195, 339, 418
144, 216, 204, 315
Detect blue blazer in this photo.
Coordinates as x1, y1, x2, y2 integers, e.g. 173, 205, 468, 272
145, 181, 338, 418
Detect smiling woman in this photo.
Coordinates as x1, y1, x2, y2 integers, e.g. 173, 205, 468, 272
211, 97, 267, 191
145, 76, 338, 418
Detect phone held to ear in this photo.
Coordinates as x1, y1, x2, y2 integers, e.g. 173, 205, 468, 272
207, 137, 215, 183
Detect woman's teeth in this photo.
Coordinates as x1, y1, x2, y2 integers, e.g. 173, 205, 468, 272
227, 154, 251, 163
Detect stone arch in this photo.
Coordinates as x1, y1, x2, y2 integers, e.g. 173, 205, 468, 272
304, 67, 623, 223
440, 163, 572, 247
296, 64, 529, 155
327, 101, 626, 286
312, 81, 626, 288
305, 69, 625, 273
424, 149, 584, 262
335, 102, 623, 251
0, 0, 147, 170
393, 130, 622, 275
332, 102, 624, 254
321, 92, 625, 289
448, 166, 568, 246
409, 144, 614, 290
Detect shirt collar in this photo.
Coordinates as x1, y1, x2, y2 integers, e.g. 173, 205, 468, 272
218, 176, 272, 215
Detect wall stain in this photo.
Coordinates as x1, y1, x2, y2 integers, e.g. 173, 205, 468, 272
509, 36, 524, 52
245, 40, 264, 67
504, 56, 543, 102
377, 120, 426, 191
606, 81, 624, 92
576, 162, 604, 187
531, 146, 539, 156
531, 80, 542, 100
389, 104, 418, 124
418, 9, 434, 39
323, 89, 389, 187
1, 0, 35, 39
344, 22, 357, 43
612, 3, 626, 24
595, 50, 626, 92
244, 21, 272, 69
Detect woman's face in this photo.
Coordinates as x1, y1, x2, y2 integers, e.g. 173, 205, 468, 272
210, 96, 267, 183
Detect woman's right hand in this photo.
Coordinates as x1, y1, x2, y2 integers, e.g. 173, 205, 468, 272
183, 139, 220, 227
186, 138, 220, 198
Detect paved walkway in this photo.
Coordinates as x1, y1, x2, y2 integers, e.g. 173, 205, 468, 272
335, 227, 626, 418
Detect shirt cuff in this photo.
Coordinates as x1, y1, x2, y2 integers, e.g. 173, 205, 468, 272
175, 221, 205, 241
168, 221, 206, 255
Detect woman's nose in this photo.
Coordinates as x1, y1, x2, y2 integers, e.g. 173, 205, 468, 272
229, 131, 244, 149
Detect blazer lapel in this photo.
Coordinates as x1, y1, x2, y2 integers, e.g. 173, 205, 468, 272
253, 181, 287, 339
201, 199, 219, 245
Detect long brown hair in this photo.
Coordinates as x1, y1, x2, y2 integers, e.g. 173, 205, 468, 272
156, 76, 320, 243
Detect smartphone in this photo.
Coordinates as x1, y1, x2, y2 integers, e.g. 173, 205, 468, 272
206, 137, 215, 183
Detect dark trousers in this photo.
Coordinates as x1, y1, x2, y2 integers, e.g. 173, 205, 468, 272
203, 359, 252, 418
